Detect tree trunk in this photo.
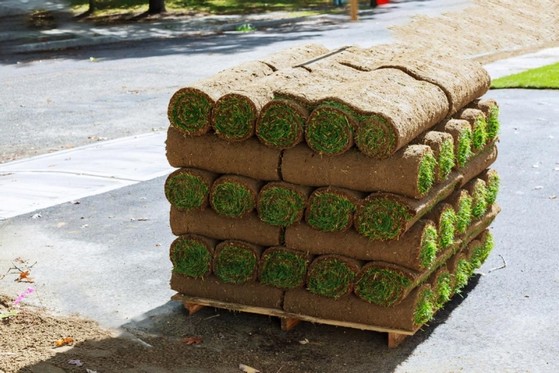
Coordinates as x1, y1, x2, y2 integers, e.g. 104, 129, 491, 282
88, 0, 96, 12
148, 0, 166, 14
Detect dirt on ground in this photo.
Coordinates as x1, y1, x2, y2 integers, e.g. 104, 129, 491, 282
1, 0, 558, 372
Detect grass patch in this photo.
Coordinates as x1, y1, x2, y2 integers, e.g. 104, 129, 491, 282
171, 236, 212, 278
486, 105, 500, 140
354, 197, 412, 240
212, 94, 256, 141
260, 248, 309, 289
417, 151, 437, 196
210, 181, 255, 218
419, 223, 438, 269
454, 258, 473, 294
165, 171, 210, 211
485, 170, 500, 206
213, 241, 258, 284
455, 192, 473, 235
258, 184, 306, 227
354, 267, 413, 306
491, 63, 559, 89
413, 288, 434, 326
456, 128, 473, 168
354, 115, 396, 159
305, 105, 354, 155
307, 257, 358, 299
438, 138, 455, 180
257, 100, 306, 149
471, 180, 488, 220
434, 271, 452, 309
306, 190, 356, 232
471, 116, 488, 152
470, 231, 494, 269
438, 207, 457, 250
167, 88, 213, 136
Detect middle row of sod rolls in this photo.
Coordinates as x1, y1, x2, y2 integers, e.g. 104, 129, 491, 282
169, 203, 499, 307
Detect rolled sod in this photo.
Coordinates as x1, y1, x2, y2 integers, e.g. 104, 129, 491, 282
425, 203, 457, 251
164, 168, 216, 211
451, 253, 474, 294
283, 283, 435, 332
305, 104, 356, 156
306, 255, 361, 299
259, 247, 310, 289
445, 189, 473, 235
256, 99, 308, 149
459, 143, 498, 187
210, 175, 261, 218
170, 273, 284, 309
212, 240, 261, 284
465, 178, 489, 220
457, 108, 488, 152
354, 262, 417, 307
258, 43, 330, 71
434, 119, 473, 168
320, 68, 449, 159
257, 182, 311, 227
305, 187, 362, 232
415, 131, 455, 182
469, 98, 500, 141
429, 266, 452, 310
282, 143, 437, 198
353, 172, 462, 241
166, 127, 282, 181
170, 207, 282, 247
170, 235, 215, 279
286, 219, 439, 272
469, 230, 494, 270
481, 169, 500, 206
167, 61, 273, 135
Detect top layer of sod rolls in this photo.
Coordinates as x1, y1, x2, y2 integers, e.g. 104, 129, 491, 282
256, 99, 308, 149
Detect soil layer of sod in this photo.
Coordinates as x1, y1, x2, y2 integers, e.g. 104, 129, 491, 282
209, 175, 261, 218
306, 255, 361, 299
166, 127, 282, 181
164, 168, 217, 211
282, 143, 437, 198
170, 207, 282, 247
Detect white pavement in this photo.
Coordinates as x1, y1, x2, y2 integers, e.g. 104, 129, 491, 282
1, 48, 559, 220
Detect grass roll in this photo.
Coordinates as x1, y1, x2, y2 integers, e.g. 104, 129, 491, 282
213, 240, 261, 284
446, 189, 473, 235
306, 255, 361, 299
465, 178, 489, 220
429, 266, 453, 310
164, 168, 216, 211
354, 263, 417, 307
259, 247, 310, 289
212, 93, 258, 142
257, 182, 311, 227
305, 187, 362, 232
470, 98, 500, 141
210, 175, 261, 218
426, 203, 458, 251
305, 104, 356, 155
469, 230, 494, 269
457, 108, 488, 152
415, 131, 455, 182
482, 169, 500, 206
170, 235, 214, 279
434, 119, 473, 168
256, 99, 308, 149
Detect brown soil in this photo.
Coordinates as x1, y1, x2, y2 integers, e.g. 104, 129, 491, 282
2, 0, 557, 371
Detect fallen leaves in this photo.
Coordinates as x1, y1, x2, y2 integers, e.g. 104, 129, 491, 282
182, 336, 203, 345
55, 337, 74, 348
239, 364, 260, 373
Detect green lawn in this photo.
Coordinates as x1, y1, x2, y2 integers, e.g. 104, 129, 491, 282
69, 0, 336, 16
491, 63, 559, 89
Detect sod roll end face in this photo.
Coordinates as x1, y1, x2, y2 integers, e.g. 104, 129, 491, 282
419, 223, 438, 269
306, 188, 357, 232
434, 271, 452, 309
210, 177, 256, 218
165, 169, 211, 211
354, 114, 396, 159
471, 179, 489, 220
257, 183, 306, 227
213, 241, 259, 284
438, 137, 456, 180
485, 170, 500, 206
167, 88, 213, 136
454, 258, 474, 294
471, 115, 488, 152
256, 100, 307, 149
354, 196, 413, 241
438, 206, 457, 250
259, 248, 309, 289
306, 256, 359, 299
417, 150, 437, 196
413, 287, 434, 326
354, 266, 413, 307
455, 191, 473, 235
170, 235, 213, 278
212, 93, 257, 142
471, 231, 494, 269
487, 105, 500, 140
456, 128, 473, 168
306, 105, 355, 156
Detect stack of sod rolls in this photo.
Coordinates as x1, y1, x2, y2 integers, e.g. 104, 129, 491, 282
165, 43, 501, 334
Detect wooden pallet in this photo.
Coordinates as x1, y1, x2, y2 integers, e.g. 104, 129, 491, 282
172, 293, 415, 348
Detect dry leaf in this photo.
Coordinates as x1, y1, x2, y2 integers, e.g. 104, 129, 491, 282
55, 337, 74, 347
239, 363, 260, 373
183, 336, 203, 345
16, 271, 33, 283
299, 338, 309, 345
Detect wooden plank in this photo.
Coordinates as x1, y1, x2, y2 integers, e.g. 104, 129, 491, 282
350, 0, 359, 21
172, 293, 415, 337
388, 332, 409, 348
281, 318, 301, 331
184, 302, 205, 316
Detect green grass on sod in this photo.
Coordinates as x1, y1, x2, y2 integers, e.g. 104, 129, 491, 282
471, 180, 489, 220
258, 185, 306, 227
470, 231, 494, 269
211, 181, 255, 218
456, 128, 473, 168
306, 257, 358, 299
413, 288, 434, 326
306, 190, 356, 232
438, 138, 455, 180
419, 223, 439, 269
171, 236, 212, 278
259, 249, 309, 289
213, 242, 258, 284
257, 100, 306, 149
434, 271, 452, 309
165, 171, 210, 211
212, 94, 257, 141
417, 151, 437, 196
438, 207, 457, 250
305, 105, 354, 155
354, 267, 413, 306
491, 63, 559, 89
453, 258, 474, 294
167, 89, 213, 136
471, 116, 488, 152
485, 170, 500, 206
486, 105, 500, 140
354, 114, 396, 159
354, 197, 413, 240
